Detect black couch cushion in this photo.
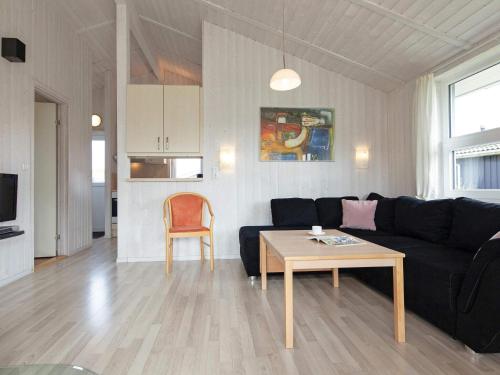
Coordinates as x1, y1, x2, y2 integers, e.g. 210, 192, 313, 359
448, 197, 500, 253
366, 192, 384, 200
367, 192, 396, 233
270, 198, 319, 227
351, 241, 472, 335
315, 196, 358, 228
340, 228, 433, 251
394, 196, 453, 244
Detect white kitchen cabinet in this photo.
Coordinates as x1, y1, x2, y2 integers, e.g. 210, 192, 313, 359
126, 84, 201, 155
126, 85, 164, 153
163, 85, 200, 153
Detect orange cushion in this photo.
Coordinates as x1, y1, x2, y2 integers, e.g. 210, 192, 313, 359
170, 194, 203, 227
170, 226, 209, 233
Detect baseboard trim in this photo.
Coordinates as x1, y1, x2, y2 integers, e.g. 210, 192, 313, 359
0, 269, 32, 288
116, 254, 240, 263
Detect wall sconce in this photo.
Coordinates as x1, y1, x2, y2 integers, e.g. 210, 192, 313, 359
355, 147, 369, 169
219, 145, 235, 173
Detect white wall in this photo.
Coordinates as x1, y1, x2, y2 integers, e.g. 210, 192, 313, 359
0, 0, 93, 286
387, 81, 417, 197
117, 22, 413, 262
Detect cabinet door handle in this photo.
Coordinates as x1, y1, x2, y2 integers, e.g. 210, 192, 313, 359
157, 136, 160, 151
165, 136, 169, 150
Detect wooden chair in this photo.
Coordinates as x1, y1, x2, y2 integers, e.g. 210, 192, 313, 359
163, 192, 214, 274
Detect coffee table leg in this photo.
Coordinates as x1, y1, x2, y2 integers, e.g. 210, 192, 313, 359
285, 260, 294, 348
260, 234, 267, 290
332, 268, 339, 288
393, 258, 405, 342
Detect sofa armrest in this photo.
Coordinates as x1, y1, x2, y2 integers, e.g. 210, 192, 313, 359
239, 225, 308, 276
457, 238, 500, 313
456, 238, 500, 353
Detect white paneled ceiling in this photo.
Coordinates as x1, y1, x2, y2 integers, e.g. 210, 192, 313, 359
54, 0, 500, 91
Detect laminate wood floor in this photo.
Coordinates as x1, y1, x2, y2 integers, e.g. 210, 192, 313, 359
0, 238, 499, 375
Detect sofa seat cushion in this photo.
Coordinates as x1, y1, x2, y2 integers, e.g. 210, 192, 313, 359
271, 198, 319, 227
338, 229, 431, 250
394, 196, 453, 244
170, 225, 209, 233
448, 197, 500, 253
351, 243, 472, 335
402, 245, 472, 287
315, 196, 358, 228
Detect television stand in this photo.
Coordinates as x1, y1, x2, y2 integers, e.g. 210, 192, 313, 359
0, 230, 24, 240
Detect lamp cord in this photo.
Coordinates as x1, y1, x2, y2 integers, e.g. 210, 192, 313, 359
282, 1, 286, 69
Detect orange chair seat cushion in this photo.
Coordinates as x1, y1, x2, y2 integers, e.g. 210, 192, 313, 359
169, 226, 210, 233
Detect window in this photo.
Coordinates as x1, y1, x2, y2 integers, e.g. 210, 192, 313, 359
454, 143, 500, 190
92, 139, 105, 184
439, 53, 500, 199
450, 63, 500, 137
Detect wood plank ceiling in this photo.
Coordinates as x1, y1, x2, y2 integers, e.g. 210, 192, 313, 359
54, 0, 500, 92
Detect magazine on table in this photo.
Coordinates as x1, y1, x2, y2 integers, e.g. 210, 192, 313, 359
308, 235, 364, 246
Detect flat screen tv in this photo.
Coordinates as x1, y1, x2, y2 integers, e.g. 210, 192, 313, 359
0, 173, 18, 222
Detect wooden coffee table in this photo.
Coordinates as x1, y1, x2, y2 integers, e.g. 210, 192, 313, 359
259, 229, 405, 349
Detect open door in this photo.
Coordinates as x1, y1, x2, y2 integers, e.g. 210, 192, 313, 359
34, 102, 58, 258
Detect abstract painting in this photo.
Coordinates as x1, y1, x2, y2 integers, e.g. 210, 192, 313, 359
260, 107, 335, 161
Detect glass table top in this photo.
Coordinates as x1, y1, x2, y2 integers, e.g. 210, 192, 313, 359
0, 365, 97, 375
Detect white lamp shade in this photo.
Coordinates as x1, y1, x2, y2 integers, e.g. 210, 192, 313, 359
219, 145, 235, 173
270, 68, 301, 91
355, 147, 369, 169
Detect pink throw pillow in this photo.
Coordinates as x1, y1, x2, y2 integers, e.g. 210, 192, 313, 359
340, 199, 378, 231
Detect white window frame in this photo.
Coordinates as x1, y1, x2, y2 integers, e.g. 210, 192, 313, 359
436, 46, 500, 202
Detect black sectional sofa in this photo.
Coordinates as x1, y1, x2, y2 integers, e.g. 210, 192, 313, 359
239, 194, 500, 353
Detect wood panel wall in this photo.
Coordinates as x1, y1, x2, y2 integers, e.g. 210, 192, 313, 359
387, 81, 417, 196
0, 0, 93, 286
117, 22, 414, 262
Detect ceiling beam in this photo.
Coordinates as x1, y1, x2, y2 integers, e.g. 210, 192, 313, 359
194, 0, 404, 85
347, 0, 472, 50
139, 15, 201, 43
76, 20, 115, 35
124, 0, 162, 81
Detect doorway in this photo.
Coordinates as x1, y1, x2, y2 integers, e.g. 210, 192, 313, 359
34, 97, 59, 266
92, 133, 106, 239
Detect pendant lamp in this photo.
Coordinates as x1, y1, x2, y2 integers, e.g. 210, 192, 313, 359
270, 2, 301, 91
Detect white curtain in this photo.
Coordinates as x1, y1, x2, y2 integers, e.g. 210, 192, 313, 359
413, 74, 440, 199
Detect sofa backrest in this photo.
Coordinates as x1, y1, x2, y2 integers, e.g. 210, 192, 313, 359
447, 197, 500, 253
270, 198, 319, 227
315, 196, 358, 228
394, 196, 454, 243
367, 192, 396, 233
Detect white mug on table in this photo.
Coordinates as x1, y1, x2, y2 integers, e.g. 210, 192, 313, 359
312, 226, 323, 235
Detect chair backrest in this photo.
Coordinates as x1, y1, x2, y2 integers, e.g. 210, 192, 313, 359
166, 193, 205, 227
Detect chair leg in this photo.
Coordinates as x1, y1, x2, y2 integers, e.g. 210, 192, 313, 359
165, 232, 170, 274
209, 230, 214, 272
169, 239, 174, 273
200, 237, 205, 262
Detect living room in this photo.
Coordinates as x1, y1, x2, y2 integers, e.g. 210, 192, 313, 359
1, 0, 500, 374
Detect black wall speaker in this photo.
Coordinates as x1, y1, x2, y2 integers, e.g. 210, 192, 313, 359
2, 38, 26, 63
